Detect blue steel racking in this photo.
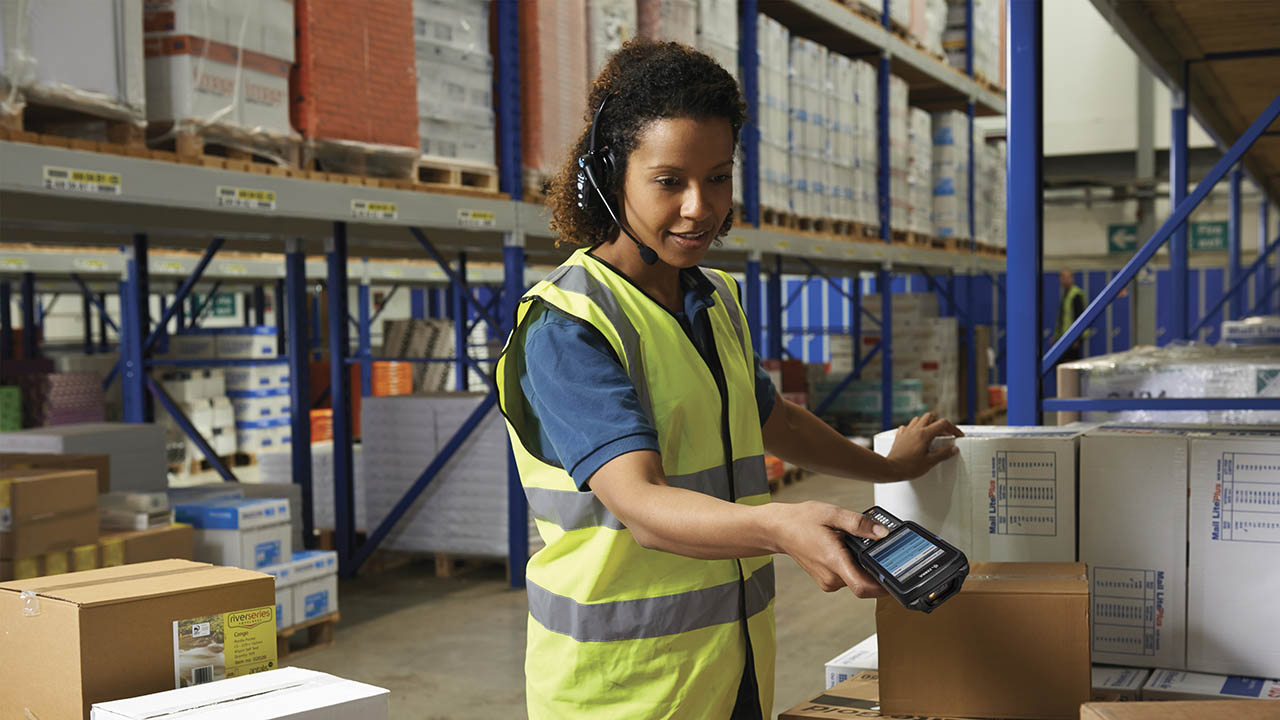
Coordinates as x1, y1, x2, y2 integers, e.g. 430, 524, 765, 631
0, 0, 1005, 585
1009, 1, 1280, 424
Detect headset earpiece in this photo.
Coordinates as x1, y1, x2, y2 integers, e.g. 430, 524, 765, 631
578, 94, 657, 265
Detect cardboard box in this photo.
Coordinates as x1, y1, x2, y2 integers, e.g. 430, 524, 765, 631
1188, 430, 1280, 678
874, 425, 1088, 563
90, 667, 389, 720
174, 498, 291, 570
781, 670, 969, 719
1143, 669, 1280, 702
1080, 425, 1191, 669
877, 562, 1091, 719
1081, 701, 1280, 719
1092, 665, 1150, 701
0, 424, 167, 493
825, 634, 878, 689
99, 524, 195, 567
0, 468, 99, 559
0, 559, 276, 720
0, 452, 111, 493
294, 573, 338, 624
263, 550, 338, 629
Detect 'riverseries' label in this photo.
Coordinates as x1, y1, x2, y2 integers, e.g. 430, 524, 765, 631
173, 605, 277, 688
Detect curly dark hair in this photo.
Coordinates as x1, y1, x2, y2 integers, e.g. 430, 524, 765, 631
546, 39, 747, 247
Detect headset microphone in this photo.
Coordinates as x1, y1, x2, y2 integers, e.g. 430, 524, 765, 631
576, 94, 659, 266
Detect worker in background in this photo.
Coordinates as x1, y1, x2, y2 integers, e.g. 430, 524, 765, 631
1055, 269, 1089, 362
496, 40, 961, 720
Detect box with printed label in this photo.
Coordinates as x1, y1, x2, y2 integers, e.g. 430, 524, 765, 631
236, 418, 290, 454
259, 551, 337, 630
293, 573, 338, 624
0, 469, 99, 560
824, 633, 878, 689
215, 327, 277, 359
874, 425, 1088, 563
225, 362, 290, 392
0, 559, 275, 720
174, 498, 291, 570
1092, 665, 1150, 701
90, 667, 389, 720
1142, 669, 1280, 702
99, 524, 195, 567
0, 453, 112, 493
1187, 430, 1280, 678
781, 670, 969, 720
228, 388, 291, 421
1080, 425, 1192, 669
877, 562, 1091, 719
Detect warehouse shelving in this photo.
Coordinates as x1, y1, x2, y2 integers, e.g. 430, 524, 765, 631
0, 0, 1004, 584
1007, 1, 1280, 424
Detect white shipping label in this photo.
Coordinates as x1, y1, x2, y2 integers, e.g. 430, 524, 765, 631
216, 185, 277, 211
43, 166, 122, 195
457, 208, 495, 229
988, 450, 1058, 537
1210, 450, 1280, 544
352, 199, 398, 220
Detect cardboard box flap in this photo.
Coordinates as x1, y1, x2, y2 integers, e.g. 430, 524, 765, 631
0, 469, 98, 518
963, 562, 1087, 595
1081, 701, 1280, 720
0, 560, 267, 607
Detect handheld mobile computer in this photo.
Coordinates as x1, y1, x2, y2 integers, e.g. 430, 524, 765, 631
842, 506, 969, 613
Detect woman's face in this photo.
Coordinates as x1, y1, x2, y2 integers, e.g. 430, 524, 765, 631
618, 116, 735, 268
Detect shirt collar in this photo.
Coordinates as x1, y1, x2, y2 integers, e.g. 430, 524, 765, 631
679, 266, 718, 317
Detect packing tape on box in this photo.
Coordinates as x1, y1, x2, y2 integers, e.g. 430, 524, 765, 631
20, 590, 39, 617
14, 564, 210, 594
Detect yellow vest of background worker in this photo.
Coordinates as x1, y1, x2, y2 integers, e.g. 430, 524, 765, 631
497, 247, 776, 719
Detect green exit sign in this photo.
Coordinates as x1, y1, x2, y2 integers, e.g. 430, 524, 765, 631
1107, 224, 1138, 254
191, 293, 237, 318
1190, 221, 1229, 252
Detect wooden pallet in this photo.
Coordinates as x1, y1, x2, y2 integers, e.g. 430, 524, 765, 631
148, 121, 301, 173
0, 96, 146, 149
170, 451, 260, 477
975, 241, 1006, 257
416, 155, 500, 193
761, 205, 796, 230
277, 611, 340, 662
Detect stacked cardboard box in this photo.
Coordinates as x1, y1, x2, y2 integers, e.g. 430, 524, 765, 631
976, 139, 1007, 248
756, 14, 791, 213
416, 0, 496, 167
98, 524, 194, 568
157, 368, 237, 462
908, 0, 949, 57
293, 0, 419, 175
637, 0, 698, 46
0, 423, 167, 493
788, 38, 830, 219
1143, 670, 1280, 702
932, 110, 970, 240
943, 0, 1002, 87
3, 560, 276, 716
906, 108, 933, 236
362, 395, 538, 557
825, 634, 879, 690
887, 74, 909, 231
174, 497, 292, 571
22, 372, 106, 426
1092, 666, 1151, 702
853, 60, 880, 229
54, 353, 123, 421
519, 0, 588, 186
0, 386, 21, 430
696, 0, 742, 206
859, 293, 959, 418
262, 550, 339, 631
0, 0, 146, 137
143, 0, 294, 151
258, 441, 369, 533
827, 53, 857, 222
0, 468, 98, 581
1221, 315, 1280, 345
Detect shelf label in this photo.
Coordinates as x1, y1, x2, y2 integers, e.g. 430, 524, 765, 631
813, 244, 826, 254
776, 240, 790, 250
352, 199, 398, 220
381, 268, 404, 278
219, 263, 248, 276
730, 235, 747, 246
0, 257, 29, 270
43, 166, 121, 195
216, 185, 276, 211
457, 208, 496, 229
74, 258, 109, 271
156, 261, 186, 273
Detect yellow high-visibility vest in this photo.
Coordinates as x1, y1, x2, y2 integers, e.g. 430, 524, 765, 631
497, 247, 776, 719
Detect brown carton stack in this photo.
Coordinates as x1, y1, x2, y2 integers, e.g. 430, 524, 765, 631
0, 469, 98, 581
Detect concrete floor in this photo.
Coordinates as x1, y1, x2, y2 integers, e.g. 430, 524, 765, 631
293, 473, 878, 719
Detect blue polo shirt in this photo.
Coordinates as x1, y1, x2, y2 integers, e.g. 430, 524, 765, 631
519, 264, 777, 490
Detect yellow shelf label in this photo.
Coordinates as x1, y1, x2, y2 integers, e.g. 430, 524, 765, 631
75, 258, 109, 271
382, 267, 405, 278
457, 208, 496, 229
216, 185, 276, 211
0, 257, 28, 269
157, 261, 186, 273
220, 263, 248, 275
352, 199, 398, 220
731, 235, 747, 245
813, 244, 826, 254
43, 165, 122, 195
776, 240, 790, 250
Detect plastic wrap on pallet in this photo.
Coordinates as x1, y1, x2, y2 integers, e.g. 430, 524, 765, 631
888, 74, 908, 232
788, 38, 829, 219
1221, 316, 1280, 346
827, 53, 857, 222
695, 0, 740, 205
587, 0, 636, 79
143, 0, 297, 161
757, 13, 789, 213
415, 0, 496, 168
1062, 345, 1280, 425
520, 0, 588, 183
890, 0, 910, 29
637, 0, 697, 46
908, 0, 947, 57
907, 107, 933, 236
944, 0, 1001, 86
293, 0, 418, 151
932, 109, 970, 240
853, 60, 879, 230
0, 0, 146, 128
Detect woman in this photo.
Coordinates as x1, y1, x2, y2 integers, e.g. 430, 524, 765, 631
496, 40, 960, 720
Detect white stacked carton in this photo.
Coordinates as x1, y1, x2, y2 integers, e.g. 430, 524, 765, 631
853, 60, 880, 229
908, 0, 949, 58
888, 74, 909, 232
756, 14, 790, 213
858, 293, 958, 418
637, 0, 698, 46
874, 424, 1092, 563
907, 108, 933, 236
258, 441, 369, 533
362, 395, 539, 557
825, 634, 879, 690
587, 0, 637, 79
1143, 669, 1280, 702
415, 0, 496, 166
695, 0, 741, 205
932, 110, 970, 240
944, 0, 1000, 85
827, 53, 857, 223
174, 497, 293, 570
1091, 666, 1151, 702
976, 139, 1006, 247
788, 38, 829, 219
263, 550, 340, 630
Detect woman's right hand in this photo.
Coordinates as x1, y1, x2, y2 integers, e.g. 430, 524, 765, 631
766, 501, 890, 598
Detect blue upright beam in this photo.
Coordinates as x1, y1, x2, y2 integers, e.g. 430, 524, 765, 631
878, 268, 893, 429
852, 275, 862, 375
745, 254, 762, 352
253, 285, 266, 326
120, 235, 149, 423
453, 253, 469, 391
1170, 64, 1190, 340
504, 234, 529, 588
146, 376, 238, 483
274, 278, 286, 356
1192, 234, 1280, 336
1045, 90, 1280, 371
82, 291, 93, 355
494, 0, 520, 200
326, 223, 358, 577
20, 273, 37, 359
0, 281, 12, 360
147, 238, 224, 351
1229, 166, 1243, 320
97, 292, 109, 352
1006, 0, 1044, 425
285, 240, 314, 547
1262, 201, 1273, 315
357, 266, 372, 398
878, 0, 893, 429
740, 0, 760, 226
766, 256, 783, 358
410, 288, 426, 319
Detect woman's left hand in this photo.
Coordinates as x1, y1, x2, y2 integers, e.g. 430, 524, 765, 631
885, 412, 963, 481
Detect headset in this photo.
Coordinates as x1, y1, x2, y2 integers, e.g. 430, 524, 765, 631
576, 93, 659, 266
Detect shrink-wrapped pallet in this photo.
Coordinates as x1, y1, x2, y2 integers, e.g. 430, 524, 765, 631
888, 74, 909, 231
907, 108, 933, 236
637, 0, 697, 46
520, 0, 589, 187
416, 0, 496, 167
588, 0, 636, 79
756, 13, 789, 212
932, 110, 970, 240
